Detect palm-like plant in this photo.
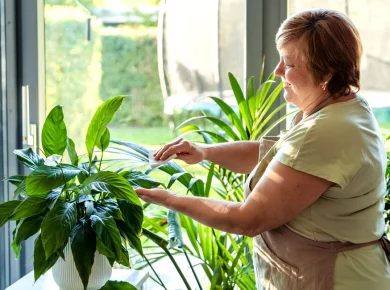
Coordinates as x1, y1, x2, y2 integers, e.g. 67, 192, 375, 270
108, 63, 294, 289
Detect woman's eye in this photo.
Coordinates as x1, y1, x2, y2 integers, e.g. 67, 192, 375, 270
284, 64, 294, 68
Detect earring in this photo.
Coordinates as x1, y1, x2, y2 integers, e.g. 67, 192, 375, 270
321, 81, 327, 91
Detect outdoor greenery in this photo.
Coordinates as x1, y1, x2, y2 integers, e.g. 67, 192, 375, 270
45, 5, 164, 152
100, 26, 162, 126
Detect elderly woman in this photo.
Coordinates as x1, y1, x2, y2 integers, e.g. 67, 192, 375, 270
136, 9, 390, 289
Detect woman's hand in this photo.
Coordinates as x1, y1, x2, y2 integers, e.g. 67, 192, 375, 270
135, 187, 176, 207
153, 138, 205, 164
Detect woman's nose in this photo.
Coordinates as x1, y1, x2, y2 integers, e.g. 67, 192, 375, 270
274, 62, 284, 77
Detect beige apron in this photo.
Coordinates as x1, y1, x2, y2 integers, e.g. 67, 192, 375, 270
245, 136, 390, 290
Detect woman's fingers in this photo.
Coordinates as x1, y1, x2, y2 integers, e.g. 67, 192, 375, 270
154, 138, 193, 161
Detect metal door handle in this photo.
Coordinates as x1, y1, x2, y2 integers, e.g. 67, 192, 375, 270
22, 85, 37, 149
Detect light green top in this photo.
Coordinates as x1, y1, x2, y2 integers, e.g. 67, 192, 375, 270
273, 95, 390, 289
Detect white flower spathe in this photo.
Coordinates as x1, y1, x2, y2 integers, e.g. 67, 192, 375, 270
44, 154, 62, 166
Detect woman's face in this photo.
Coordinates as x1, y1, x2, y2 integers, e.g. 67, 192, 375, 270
274, 41, 324, 110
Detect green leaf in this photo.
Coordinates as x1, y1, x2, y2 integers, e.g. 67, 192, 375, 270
99, 280, 137, 290
246, 76, 256, 120
97, 198, 124, 221
176, 116, 240, 141
12, 213, 45, 258
79, 171, 141, 207
117, 246, 130, 268
66, 138, 79, 166
26, 164, 81, 196
167, 173, 205, 197
120, 171, 163, 189
9, 196, 47, 220
33, 234, 60, 281
141, 227, 168, 249
90, 211, 122, 261
45, 187, 64, 209
209, 96, 248, 139
13, 148, 44, 170
116, 220, 143, 256
205, 163, 214, 197
14, 179, 27, 198
117, 199, 143, 235
41, 202, 77, 258
97, 128, 110, 152
0, 200, 22, 227
86, 96, 125, 162
229, 72, 252, 133
71, 218, 96, 290
42, 105, 67, 157
5, 175, 26, 187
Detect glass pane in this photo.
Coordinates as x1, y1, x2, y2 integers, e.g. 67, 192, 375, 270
288, 0, 390, 136
44, 0, 162, 152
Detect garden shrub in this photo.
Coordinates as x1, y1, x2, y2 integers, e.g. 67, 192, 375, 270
100, 26, 164, 126
45, 5, 103, 152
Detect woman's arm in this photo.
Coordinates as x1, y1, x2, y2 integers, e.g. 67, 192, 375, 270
136, 159, 332, 237
154, 138, 260, 174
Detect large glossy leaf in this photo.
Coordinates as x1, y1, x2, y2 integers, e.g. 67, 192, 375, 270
13, 148, 44, 170
97, 127, 110, 152
116, 220, 143, 256
26, 164, 81, 196
45, 187, 65, 209
96, 198, 124, 221
33, 234, 60, 281
117, 199, 143, 235
99, 281, 137, 290
90, 211, 122, 261
71, 218, 96, 290
66, 138, 79, 166
229, 72, 252, 132
12, 213, 44, 258
9, 196, 47, 220
120, 171, 163, 189
42, 105, 67, 157
41, 202, 77, 258
86, 96, 125, 162
14, 179, 27, 198
5, 175, 26, 187
79, 171, 141, 207
0, 200, 22, 227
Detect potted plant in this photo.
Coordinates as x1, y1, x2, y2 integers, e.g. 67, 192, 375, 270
0, 96, 160, 290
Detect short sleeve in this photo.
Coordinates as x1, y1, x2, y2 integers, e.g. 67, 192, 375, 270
274, 113, 362, 189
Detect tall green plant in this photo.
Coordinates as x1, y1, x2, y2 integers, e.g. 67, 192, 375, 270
1, 96, 164, 290
108, 67, 293, 289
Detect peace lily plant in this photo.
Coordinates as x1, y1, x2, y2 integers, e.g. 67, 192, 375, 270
0, 96, 157, 290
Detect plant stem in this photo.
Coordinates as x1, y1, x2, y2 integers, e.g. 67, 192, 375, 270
142, 228, 192, 290
99, 150, 104, 171
162, 247, 192, 290
144, 255, 168, 290
182, 247, 203, 290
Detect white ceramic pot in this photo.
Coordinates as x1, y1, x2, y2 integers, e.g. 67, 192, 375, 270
52, 244, 112, 290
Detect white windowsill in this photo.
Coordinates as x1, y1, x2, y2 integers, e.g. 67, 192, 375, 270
5, 269, 149, 290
